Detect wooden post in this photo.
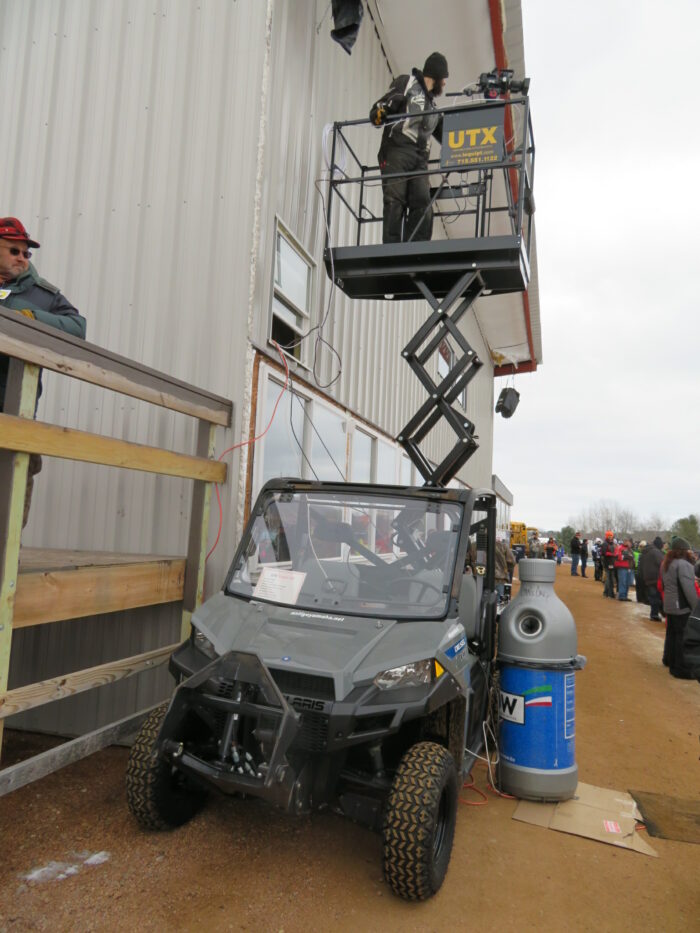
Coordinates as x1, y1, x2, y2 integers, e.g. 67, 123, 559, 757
0, 359, 39, 759
181, 421, 218, 641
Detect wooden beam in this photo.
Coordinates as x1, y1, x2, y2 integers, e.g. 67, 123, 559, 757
0, 414, 227, 483
0, 643, 178, 719
14, 557, 186, 628
182, 422, 218, 640
0, 704, 161, 797
0, 308, 232, 427
0, 360, 40, 758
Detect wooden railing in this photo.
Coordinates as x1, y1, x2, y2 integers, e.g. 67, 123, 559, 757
0, 307, 233, 789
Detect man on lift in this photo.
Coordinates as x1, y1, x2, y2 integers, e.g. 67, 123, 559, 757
370, 52, 448, 244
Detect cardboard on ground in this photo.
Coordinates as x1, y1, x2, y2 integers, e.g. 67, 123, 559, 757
512, 782, 658, 857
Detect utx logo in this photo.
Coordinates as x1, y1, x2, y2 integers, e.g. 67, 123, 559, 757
448, 127, 498, 149
499, 690, 525, 725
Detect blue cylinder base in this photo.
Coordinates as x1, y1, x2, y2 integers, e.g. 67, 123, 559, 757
498, 664, 577, 801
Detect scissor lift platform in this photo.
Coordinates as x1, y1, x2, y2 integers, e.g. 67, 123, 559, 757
324, 234, 529, 301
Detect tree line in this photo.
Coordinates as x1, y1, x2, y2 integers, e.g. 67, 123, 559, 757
542, 501, 700, 552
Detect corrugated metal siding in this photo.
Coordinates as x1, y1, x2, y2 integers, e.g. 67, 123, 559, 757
2, 0, 517, 736
2, 0, 269, 734
252, 0, 495, 489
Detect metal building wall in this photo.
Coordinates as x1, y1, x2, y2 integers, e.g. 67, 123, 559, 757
250, 0, 495, 492
3, 0, 498, 735
2, 0, 271, 733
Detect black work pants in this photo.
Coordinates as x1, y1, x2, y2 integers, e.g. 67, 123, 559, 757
646, 583, 662, 620
603, 566, 616, 598
665, 612, 692, 677
379, 144, 432, 243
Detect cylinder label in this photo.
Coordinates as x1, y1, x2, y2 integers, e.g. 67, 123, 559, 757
499, 666, 575, 771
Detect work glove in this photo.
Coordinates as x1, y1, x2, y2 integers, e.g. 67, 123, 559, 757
16, 308, 35, 319
370, 103, 387, 126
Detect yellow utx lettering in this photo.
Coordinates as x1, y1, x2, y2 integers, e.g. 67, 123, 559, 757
449, 126, 498, 148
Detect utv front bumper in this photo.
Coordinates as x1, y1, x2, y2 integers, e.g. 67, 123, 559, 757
164, 642, 463, 787
157, 651, 303, 810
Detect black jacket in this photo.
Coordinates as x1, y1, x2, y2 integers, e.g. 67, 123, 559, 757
371, 69, 442, 155
601, 540, 617, 568
570, 535, 581, 555
638, 544, 663, 585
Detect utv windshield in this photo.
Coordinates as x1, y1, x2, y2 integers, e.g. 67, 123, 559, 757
227, 489, 464, 620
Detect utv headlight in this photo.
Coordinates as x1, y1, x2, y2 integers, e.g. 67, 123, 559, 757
373, 659, 436, 690
193, 629, 218, 660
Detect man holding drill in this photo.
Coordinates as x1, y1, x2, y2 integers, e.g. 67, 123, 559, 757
0, 216, 86, 525
370, 52, 448, 244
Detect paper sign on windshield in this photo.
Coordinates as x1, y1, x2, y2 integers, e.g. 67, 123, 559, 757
253, 567, 306, 604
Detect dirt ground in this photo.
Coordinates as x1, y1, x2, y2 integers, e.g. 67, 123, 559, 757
0, 565, 698, 932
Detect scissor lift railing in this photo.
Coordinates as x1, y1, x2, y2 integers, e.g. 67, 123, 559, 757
323, 96, 535, 486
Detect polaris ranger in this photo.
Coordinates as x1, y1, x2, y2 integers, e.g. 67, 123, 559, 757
126, 478, 498, 900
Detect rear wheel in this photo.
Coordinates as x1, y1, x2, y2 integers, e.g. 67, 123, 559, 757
382, 741, 458, 900
126, 703, 207, 830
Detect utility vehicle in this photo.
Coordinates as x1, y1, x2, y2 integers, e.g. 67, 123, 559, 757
126, 479, 498, 900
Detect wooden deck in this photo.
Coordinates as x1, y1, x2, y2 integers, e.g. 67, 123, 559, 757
15, 548, 186, 628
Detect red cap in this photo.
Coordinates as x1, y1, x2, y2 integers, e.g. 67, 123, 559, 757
0, 217, 40, 249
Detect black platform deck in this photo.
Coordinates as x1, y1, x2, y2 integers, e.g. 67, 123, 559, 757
324, 235, 529, 301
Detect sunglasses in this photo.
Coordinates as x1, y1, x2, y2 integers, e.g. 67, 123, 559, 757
1, 244, 32, 259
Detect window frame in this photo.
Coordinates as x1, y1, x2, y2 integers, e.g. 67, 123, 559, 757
269, 220, 315, 366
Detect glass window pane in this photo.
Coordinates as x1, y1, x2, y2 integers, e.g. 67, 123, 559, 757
260, 380, 304, 485
227, 489, 464, 621
310, 404, 346, 481
351, 430, 372, 482
400, 455, 412, 486
438, 339, 452, 380
275, 232, 309, 313
272, 294, 302, 330
376, 440, 396, 484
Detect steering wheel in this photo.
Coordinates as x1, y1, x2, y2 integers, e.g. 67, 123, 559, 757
384, 576, 444, 601
320, 577, 348, 595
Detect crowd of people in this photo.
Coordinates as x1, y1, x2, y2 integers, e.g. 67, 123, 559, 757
535, 530, 700, 681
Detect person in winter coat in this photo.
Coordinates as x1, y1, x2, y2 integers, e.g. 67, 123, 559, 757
494, 538, 516, 601
615, 540, 635, 601
580, 538, 589, 577
601, 531, 618, 598
0, 216, 86, 525
592, 538, 604, 581
570, 531, 582, 576
370, 52, 448, 243
545, 537, 557, 560
634, 540, 648, 604
660, 536, 698, 678
639, 537, 664, 620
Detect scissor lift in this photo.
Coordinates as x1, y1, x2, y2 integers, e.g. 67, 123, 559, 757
323, 94, 534, 487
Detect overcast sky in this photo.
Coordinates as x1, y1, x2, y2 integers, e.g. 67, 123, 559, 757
492, 0, 700, 532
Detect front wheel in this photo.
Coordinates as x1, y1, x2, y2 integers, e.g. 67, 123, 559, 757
382, 741, 458, 900
126, 703, 207, 830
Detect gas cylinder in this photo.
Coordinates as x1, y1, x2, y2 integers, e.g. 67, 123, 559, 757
497, 558, 586, 801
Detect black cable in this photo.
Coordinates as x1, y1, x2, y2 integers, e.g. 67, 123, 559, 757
288, 373, 319, 481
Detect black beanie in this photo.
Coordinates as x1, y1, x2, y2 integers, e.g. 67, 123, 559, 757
423, 52, 449, 80
653, 536, 663, 549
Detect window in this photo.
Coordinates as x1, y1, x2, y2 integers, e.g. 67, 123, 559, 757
351, 429, 372, 483
376, 440, 396, 485
270, 226, 312, 362
254, 366, 413, 506
260, 379, 306, 486
437, 338, 467, 409
310, 404, 347, 481
400, 455, 413, 487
